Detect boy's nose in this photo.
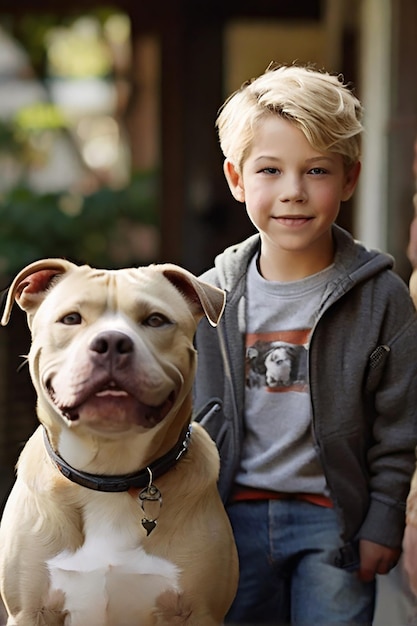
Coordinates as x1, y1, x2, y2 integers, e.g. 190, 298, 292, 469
278, 175, 307, 202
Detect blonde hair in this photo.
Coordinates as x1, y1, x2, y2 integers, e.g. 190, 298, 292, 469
216, 63, 363, 172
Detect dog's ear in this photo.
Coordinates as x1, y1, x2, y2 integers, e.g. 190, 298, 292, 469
160, 264, 226, 327
1, 258, 75, 327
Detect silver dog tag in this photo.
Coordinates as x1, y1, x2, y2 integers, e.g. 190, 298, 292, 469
139, 469, 162, 536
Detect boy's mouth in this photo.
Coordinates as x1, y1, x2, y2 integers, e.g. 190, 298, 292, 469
274, 216, 313, 226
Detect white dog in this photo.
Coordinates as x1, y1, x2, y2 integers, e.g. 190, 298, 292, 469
264, 345, 293, 387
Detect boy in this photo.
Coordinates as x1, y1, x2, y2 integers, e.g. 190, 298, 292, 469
193, 64, 417, 625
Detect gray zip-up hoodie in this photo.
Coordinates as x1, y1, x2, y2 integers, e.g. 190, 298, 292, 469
193, 225, 417, 548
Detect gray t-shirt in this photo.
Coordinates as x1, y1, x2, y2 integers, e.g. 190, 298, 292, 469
236, 255, 338, 495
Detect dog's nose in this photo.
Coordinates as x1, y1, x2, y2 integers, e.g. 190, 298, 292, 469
90, 331, 134, 357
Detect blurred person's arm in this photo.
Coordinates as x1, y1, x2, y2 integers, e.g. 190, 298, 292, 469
407, 197, 417, 307
403, 136, 417, 595
407, 138, 417, 305
403, 471, 417, 594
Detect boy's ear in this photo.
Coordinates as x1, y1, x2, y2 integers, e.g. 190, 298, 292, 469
342, 161, 361, 201
223, 159, 245, 202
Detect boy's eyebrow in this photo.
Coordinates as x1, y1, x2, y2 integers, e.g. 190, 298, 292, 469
305, 156, 339, 165
253, 155, 338, 164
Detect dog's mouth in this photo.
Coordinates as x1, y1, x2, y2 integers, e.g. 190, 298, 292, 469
46, 378, 176, 430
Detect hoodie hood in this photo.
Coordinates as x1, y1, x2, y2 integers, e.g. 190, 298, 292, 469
211, 225, 394, 297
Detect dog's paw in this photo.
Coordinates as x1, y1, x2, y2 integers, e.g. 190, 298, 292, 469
152, 590, 192, 625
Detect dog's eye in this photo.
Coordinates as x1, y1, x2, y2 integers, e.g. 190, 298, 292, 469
143, 313, 171, 328
60, 312, 82, 325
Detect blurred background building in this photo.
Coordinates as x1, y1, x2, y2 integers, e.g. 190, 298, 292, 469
0, 0, 416, 501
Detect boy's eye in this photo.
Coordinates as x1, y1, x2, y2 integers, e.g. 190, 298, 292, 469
261, 167, 279, 175
309, 167, 327, 175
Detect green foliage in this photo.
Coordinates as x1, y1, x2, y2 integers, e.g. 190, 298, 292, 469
0, 172, 159, 276
4, 7, 123, 77
14, 103, 68, 133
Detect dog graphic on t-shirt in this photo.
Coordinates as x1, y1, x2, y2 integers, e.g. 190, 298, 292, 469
246, 338, 308, 392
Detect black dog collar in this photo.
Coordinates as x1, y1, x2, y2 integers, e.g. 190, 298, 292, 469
42, 425, 191, 492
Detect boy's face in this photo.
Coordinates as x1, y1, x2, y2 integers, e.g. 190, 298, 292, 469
224, 115, 360, 280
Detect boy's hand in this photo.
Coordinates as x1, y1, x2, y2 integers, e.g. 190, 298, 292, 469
357, 539, 401, 582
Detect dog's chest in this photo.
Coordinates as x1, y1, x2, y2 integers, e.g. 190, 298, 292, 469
46, 498, 180, 625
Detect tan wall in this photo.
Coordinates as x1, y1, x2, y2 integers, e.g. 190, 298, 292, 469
224, 20, 327, 93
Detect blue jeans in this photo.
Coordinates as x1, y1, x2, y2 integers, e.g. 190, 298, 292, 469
225, 499, 375, 626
